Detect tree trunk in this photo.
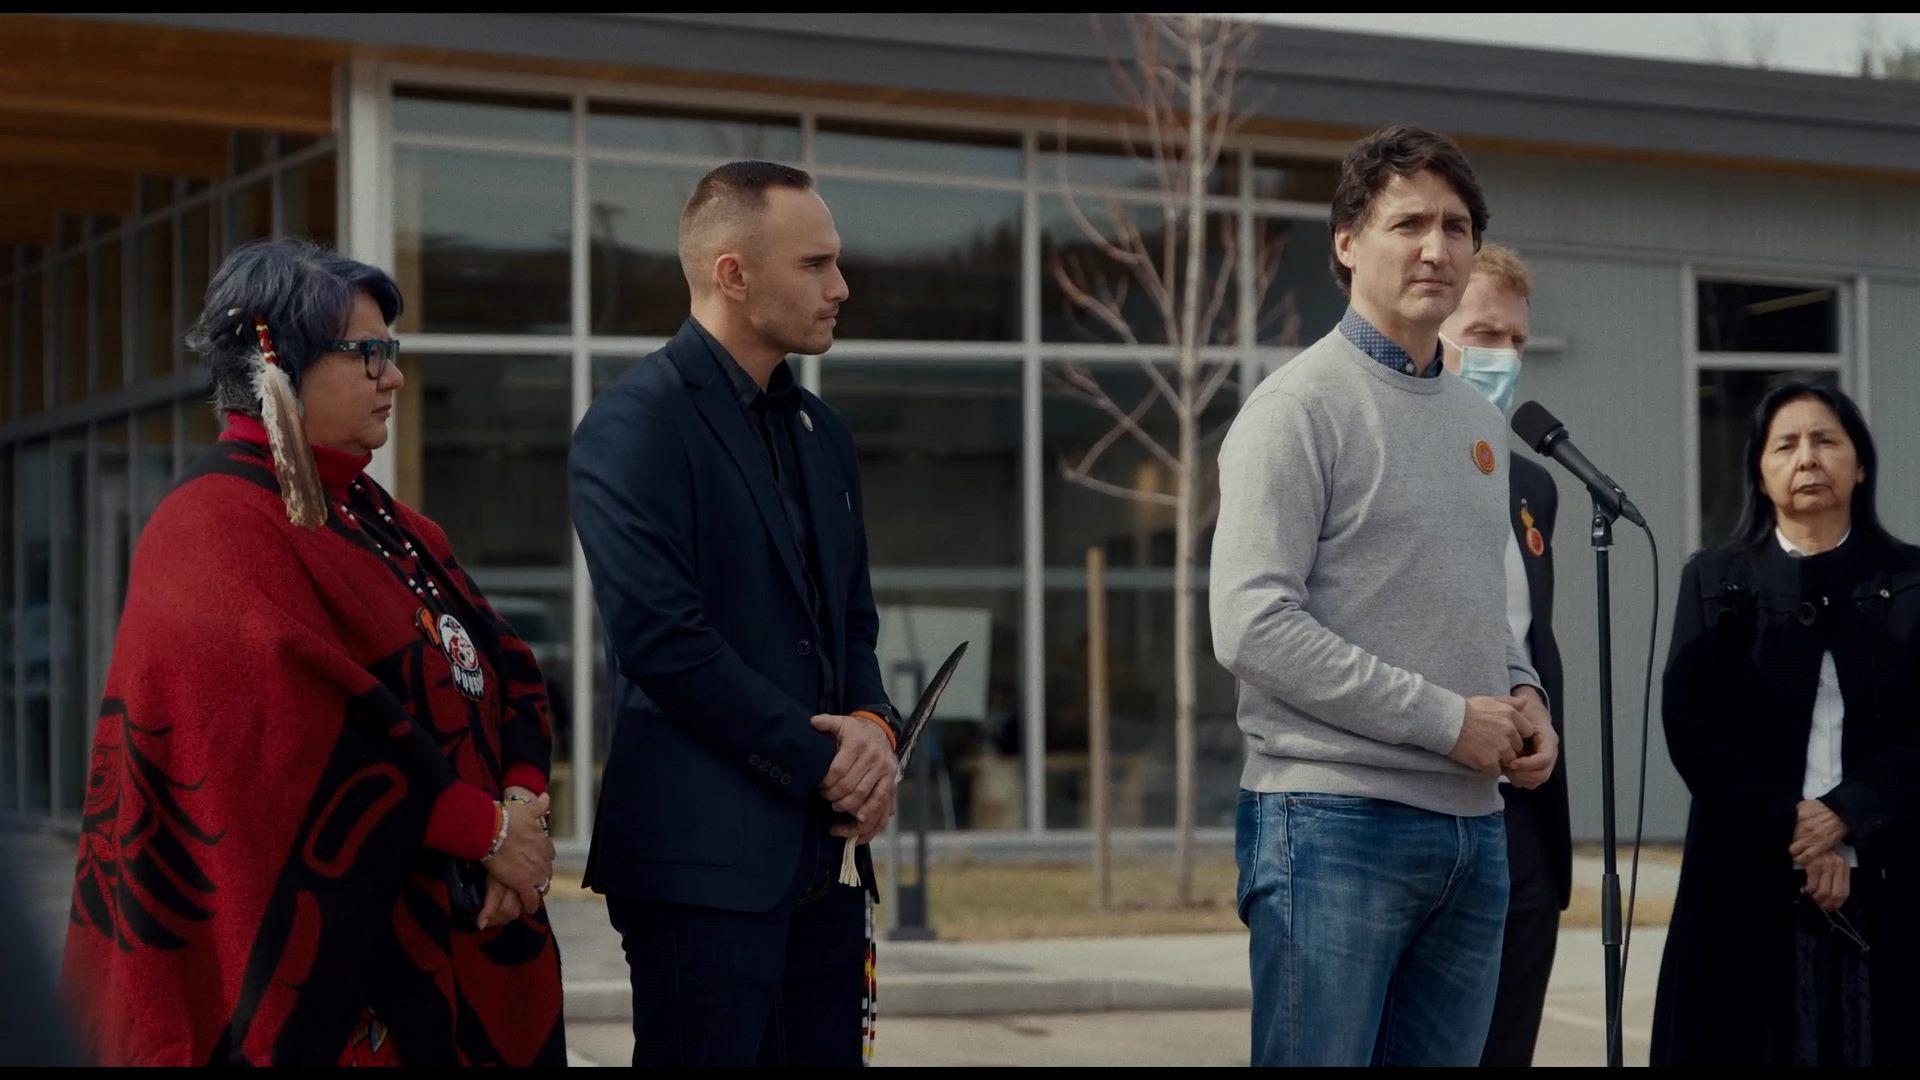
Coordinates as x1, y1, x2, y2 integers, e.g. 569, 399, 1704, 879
1172, 17, 1207, 908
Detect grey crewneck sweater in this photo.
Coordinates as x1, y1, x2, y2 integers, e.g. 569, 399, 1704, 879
1209, 328, 1541, 817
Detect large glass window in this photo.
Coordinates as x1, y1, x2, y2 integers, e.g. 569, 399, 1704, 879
19, 442, 50, 812
408, 353, 576, 831
384, 84, 1360, 839
53, 429, 87, 814
283, 151, 339, 249
394, 150, 572, 335
821, 359, 1024, 830
1040, 360, 1239, 829
1043, 588, 1237, 828
20, 275, 43, 415
822, 181, 1021, 341
1, 445, 13, 809
96, 421, 131, 700
1697, 279, 1841, 354
134, 221, 175, 380
55, 257, 87, 404
183, 203, 212, 341
226, 178, 273, 252
97, 243, 124, 393
814, 121, 1022, 178
588, 163, 705, 336
1254, 216, 1341, 347
134, 406, 175, 535
396, 87, 572, 144
1039, 202, 1239, 346
1, 286, 14, 422
588, 102, 799, 161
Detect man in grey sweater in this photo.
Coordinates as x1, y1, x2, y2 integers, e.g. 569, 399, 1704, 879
1211, 125, 1559, 1067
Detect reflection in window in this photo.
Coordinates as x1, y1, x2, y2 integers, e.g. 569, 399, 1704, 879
55, 257, 87, 404
282, 151, 338, 249
395, 86, 572, 144
1, 280, 13, 421
21, 275, 44, 414
1211, 153, 1340, 202
1041, 362, 1238, 568
97, 242, 124, 393
1697, 368, 1841, 548
589, 164, 705, 336
823, 181, 1020, 341
410, 352, 577, 835
819, 361, 1022, 567
134, 221, 175, 380
20, 441, 51, 811
1043, 588, 1237, 829
226, 179, 274, 253
1253, 216, 1341, 346
814, 120, 1022, 177
394, 149, 571, 335
588, 102, 799, 161
1040, 200, 1237, 346
0, 446, 13, 808
876, 589, 1024, 831
54, 429, 87, 813
1697, 280, 1840, 354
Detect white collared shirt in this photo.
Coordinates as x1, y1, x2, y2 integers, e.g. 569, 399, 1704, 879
1506, 531, 1533, 662
1777, 527, 1857, 868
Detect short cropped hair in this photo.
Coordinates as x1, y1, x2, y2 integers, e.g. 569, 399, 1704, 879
678, 160, 816, 291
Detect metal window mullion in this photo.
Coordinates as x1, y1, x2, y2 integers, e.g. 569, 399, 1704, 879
568, 89, 595, 847
1020, 129, 1045, 835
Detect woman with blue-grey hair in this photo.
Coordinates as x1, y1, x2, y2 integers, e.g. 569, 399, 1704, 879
60, 239, 566, 1065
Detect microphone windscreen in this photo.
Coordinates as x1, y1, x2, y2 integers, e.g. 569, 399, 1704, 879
1510, 400, 1564, 453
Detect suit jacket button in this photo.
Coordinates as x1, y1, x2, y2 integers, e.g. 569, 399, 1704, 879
797, 639, 813, 656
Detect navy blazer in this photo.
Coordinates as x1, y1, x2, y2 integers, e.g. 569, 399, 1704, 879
1506, 453, 1571, 911
570, 318, 892, 912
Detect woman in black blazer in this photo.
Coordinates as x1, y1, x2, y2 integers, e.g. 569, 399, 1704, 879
1652, 379, 1920, 1066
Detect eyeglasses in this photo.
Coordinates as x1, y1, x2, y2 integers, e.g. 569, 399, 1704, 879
325, 338, 402, 380
1802, 894, 1871, 953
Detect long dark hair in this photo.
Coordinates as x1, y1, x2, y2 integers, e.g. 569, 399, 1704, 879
1722, 378, 1898, 552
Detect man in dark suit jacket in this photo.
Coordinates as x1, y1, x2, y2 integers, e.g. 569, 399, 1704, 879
569, 161, 902, 1067
1441, 243, 1571, 1067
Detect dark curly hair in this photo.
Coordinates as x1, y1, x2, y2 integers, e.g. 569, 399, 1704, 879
1327, 125, 1488, 294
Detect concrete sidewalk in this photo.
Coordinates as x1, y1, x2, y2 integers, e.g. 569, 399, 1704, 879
552, 852, 1677, 1025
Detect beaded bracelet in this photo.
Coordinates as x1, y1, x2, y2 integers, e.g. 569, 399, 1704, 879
481, 802, 510, 861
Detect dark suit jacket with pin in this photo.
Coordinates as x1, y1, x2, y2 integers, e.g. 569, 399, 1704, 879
570, 317, 894, 913
1506, 454, 1571, 912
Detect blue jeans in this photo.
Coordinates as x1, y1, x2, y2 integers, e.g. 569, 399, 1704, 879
1235, 790, 1510, 1067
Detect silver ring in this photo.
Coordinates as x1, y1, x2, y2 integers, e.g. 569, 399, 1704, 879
535, 880, 550, 896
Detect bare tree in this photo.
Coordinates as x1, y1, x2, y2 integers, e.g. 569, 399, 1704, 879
1047, 14, 1299, 905
1858, 15, 1920, 79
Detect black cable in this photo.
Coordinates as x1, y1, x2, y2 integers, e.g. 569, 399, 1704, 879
1616, 525, 1660, 1036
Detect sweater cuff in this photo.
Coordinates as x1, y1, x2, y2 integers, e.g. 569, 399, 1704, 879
425, 781, 500, 861
503, 763, 549, 797
1410, 685, 1469, 757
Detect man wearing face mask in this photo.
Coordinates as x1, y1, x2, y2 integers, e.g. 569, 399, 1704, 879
1440, 243, 1571, 1068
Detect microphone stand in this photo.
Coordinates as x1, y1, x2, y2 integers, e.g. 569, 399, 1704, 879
1590, 496, 1625, 1068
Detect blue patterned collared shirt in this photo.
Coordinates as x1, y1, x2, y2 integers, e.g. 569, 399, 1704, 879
1338, 307, 1444, 378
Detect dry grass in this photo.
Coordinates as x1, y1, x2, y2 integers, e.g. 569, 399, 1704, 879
545, 844, 1683, 939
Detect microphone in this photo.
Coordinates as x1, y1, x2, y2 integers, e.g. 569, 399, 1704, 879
1510, 401, 1646, 528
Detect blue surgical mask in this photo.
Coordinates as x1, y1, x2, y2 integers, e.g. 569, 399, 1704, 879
1443, 333, 1522, 413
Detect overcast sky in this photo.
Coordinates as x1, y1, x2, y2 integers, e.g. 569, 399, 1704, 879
1226, 13, 1920, 77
